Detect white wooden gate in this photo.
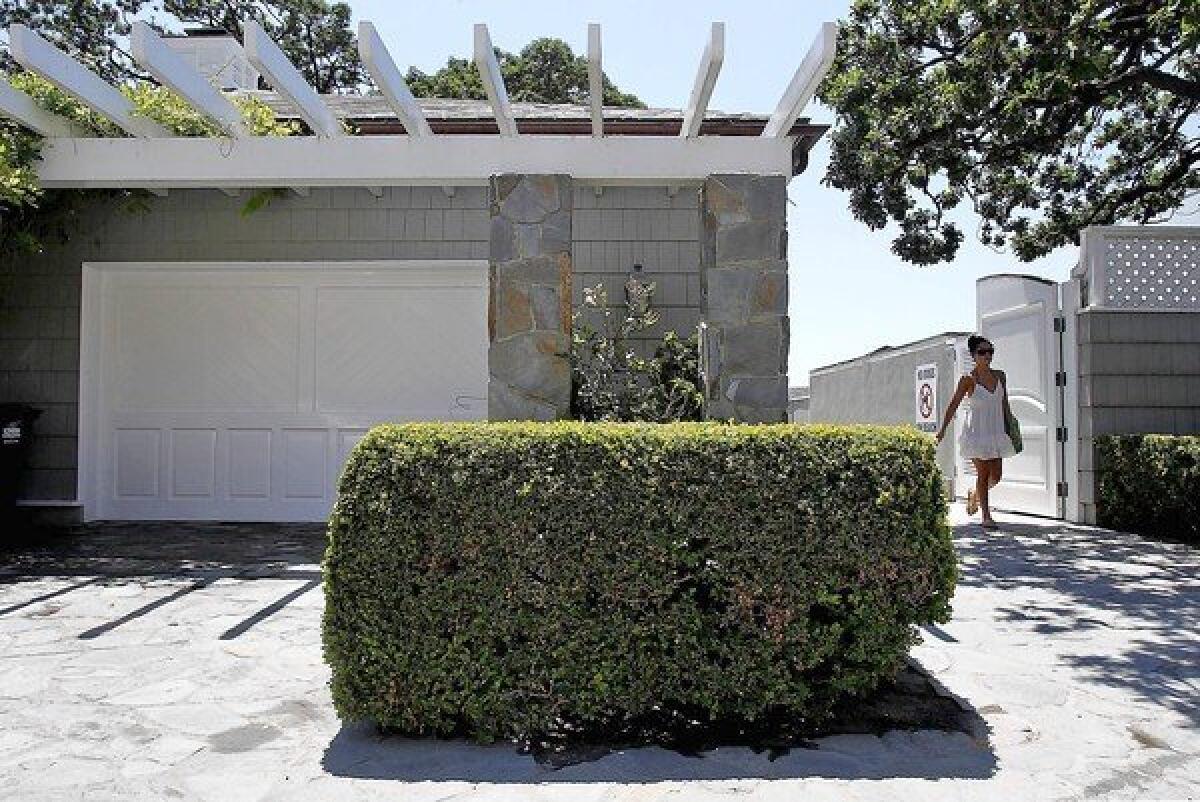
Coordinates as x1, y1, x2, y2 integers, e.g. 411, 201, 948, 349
968, 275, 1065, 518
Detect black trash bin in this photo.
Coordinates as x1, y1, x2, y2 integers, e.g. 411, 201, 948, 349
1, 403, 41, 522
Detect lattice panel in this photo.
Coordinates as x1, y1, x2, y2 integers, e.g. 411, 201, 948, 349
1104, 235, 1200, 309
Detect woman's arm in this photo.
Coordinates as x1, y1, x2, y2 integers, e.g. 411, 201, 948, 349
936, 376, 972, 444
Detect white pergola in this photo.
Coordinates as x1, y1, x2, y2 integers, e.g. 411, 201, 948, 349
1, 20, 838, 190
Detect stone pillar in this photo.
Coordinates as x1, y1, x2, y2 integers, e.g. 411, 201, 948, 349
699, 174, 789, 422
487, 174, 573, 421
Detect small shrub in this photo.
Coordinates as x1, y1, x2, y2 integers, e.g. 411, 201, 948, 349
571, 277, 703, 422
323, 422, 957, 745
1096, 434, 1200, 545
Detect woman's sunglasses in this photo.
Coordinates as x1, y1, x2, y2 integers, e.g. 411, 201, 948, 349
975, 348, 994, 356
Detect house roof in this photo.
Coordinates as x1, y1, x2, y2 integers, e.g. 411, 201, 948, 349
245, 90, 828, 145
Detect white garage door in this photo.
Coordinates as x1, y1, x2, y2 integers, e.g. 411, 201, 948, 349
79, 261, 488, 521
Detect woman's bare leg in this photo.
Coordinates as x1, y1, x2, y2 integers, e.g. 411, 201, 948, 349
971, 459, 988, 518
989, 458, 1003, 489
980, 459, 1001, 523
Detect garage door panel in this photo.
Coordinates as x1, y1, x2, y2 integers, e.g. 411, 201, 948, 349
115, 428, 161, 498
85, 261, 487, 521
228, 429, 271, 499
315, 285, 487, 414
113, 286, 301, 411
170, 429, 217, 498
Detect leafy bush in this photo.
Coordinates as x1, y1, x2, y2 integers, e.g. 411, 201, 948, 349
323, 422, 957, 746
571, 277, 703, 421
1096, 434, 1200, 545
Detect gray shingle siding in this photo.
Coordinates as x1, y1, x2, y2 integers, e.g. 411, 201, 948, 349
1075, 308, 1200, 523
571, 185, 702, 360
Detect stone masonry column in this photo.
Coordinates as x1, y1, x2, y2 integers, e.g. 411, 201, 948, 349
487, 174, 573, 420
699, 174, 789, 422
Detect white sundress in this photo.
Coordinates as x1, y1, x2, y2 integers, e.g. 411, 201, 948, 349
958, 372, 1016, 460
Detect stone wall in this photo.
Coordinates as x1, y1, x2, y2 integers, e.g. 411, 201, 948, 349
487, 175, 573, 421
699, 174, 789, 422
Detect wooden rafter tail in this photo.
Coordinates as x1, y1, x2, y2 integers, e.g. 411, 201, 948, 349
7, 23, 169, 138
130, 21, 249, 138
473, 24, 518, 137
0, 78, 83, 137
358, 21, 433, 137
242, 17, 344, 138
587, 24, 603, 138
680, 22, 725, 139
762, 21, 837, 138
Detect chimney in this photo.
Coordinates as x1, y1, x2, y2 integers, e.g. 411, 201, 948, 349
162, 27, 261, 91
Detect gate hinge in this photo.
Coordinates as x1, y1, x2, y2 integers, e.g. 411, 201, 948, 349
1056, 426, 1068, 442
1055, 371, 1067, 387
1056, 481, 1069, 498
1053, 316, 1066, 333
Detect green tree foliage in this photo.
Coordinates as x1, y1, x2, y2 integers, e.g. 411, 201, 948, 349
0, 0, 149, 83
0, 1, 364, 92
160, 0, 364, 93
406, 37, 644, 107
819, 0, 1199, 265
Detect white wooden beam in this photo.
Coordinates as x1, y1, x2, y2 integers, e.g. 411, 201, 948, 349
763, 21, 837, 138
473, 24, 517, 137
7, 24, 169, 138
130, 21, 249, 138
0, 79, 83, 137
242, 18, 344, 138
358, 21, 432, 137
587, 24, 603, 138
680, 22, 725, 139
35, 135, 793, 188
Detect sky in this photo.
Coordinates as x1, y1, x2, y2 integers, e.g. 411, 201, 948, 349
345, 0, 1194, 384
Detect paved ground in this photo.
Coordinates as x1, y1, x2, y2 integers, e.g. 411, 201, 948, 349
1, 506, 1196, 801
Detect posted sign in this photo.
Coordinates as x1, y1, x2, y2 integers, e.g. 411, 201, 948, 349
915, 363, 938, 433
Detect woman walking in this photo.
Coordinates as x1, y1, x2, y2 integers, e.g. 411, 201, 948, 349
936, 335, 1016, 529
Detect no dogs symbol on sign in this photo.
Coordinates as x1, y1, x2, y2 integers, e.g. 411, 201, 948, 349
915, 364, 937, 433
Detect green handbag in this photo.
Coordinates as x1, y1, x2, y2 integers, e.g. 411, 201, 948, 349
1005, 406, 1023, 455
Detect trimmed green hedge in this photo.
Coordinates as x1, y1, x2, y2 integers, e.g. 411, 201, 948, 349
322, 422, 956, 743
1096, 434, 1200, 545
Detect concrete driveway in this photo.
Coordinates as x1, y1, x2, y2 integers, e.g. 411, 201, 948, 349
1, 507, 1196, 801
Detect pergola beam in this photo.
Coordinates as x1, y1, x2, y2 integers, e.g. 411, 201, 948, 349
358, 21, 432, 137
243, 18, 344, 138
130, 21, 249, 138
473, 24, 517, 137
0, 79, 83, 137
35, 134, 793, 188
763, 21, 837, 138
587, 24, 603, 137
7, 24, 170, 138
680, 22, 725, 139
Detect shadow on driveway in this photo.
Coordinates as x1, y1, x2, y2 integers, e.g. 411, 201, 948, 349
0, 521, 327, 640
954, 515, 1199, 721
